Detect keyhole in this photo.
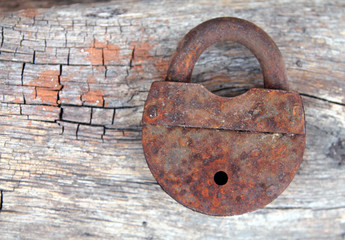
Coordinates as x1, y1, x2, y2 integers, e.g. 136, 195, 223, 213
214, 171, 228, 185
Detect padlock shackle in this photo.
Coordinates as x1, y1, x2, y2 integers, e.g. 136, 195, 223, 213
165, 17, 288, 90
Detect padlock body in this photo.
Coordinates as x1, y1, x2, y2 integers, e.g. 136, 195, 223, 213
142, 81, 306, 216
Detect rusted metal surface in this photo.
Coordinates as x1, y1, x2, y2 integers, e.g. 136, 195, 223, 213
166, 17, 289, 90
142, 83, 306, 216
142, 125, 305, 216
142, 17, 306, 216
144, 82, 305, 135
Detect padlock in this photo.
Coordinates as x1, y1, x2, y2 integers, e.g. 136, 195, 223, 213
142, 17, 306, 216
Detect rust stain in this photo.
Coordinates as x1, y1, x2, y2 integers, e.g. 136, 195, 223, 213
130, 41, 157, 65
95, 40, 124, 64
86, 37, 170, 85
80, 75, 105, 106
82, 89, 104, 107
83, 48, 103, 65
127, 40, 170, 81
154, 58, 170, 79
20, 8, 40, 18
35, 88, 59, 105
93, 66, 105, 73
59, 66, 91, 105
87, 76, 97, 84
25, 32, 34, 39
93, 38, 168, 78
60, 72, 76, 84
103, 47, 121, 65
12, 98, 23, 103
29, 70, 61, 90
85, 40, 129, 65
155, 19, 169, 24
28, 70, 61, 105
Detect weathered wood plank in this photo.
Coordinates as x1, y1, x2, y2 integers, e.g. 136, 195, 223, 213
0, 0, 344, 239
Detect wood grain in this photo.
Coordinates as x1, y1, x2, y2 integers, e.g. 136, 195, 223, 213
0, 0, 344, 239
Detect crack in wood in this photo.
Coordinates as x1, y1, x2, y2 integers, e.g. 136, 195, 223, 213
101, 48, 104, 66
59, 103, 137, 109
301, 93, 345, 107
111, 108, 116, 125
57, 118, 140, 130
101, 126, 105, 142
129, 46, 135, 69
1, 27, 4, 48
32, 51, 35, 64
89, 107, 93, 124
264, 206, 345, 211
57, 64, 63, 106
75, 123, 80, 139
67, 48, 70, 65
104, 65, 108, 77
0, 59, 130, 67
0, 190, 3, 212
34, 86, 37, 98
20, 62, 25, 86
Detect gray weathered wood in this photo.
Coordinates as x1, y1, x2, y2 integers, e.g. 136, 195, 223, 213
0, 1, 344, 239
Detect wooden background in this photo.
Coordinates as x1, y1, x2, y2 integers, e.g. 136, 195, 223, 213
0, 0, 344, 239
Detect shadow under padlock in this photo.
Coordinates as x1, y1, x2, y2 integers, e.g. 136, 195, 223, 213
142, 17, 306, 216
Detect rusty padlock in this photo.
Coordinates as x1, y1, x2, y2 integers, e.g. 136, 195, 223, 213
142, 17, 306, 216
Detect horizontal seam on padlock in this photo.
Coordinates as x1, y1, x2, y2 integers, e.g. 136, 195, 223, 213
143, 123, 305, 135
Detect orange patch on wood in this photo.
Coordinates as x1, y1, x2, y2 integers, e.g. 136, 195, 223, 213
129, 40, 170, 79
12, 98, 23, 103
27, 70, 62, 105
155, 19, 169, 24
60, 74, 76, 84
87, 76, 97, 84
35, 88, 59, 105
93, 40, 126, 65
131, 41, 157, 65
84, 48, 103, 65
20, 9, 40, 18
82, 89, 104, 106
30, 70, 62, 90
92, 38, 168, 81
59, 67, 85, 105
104, 47, 121, 65
25, 32, 34, 39
93, 66, 105, 72
154, 58, 170, 79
